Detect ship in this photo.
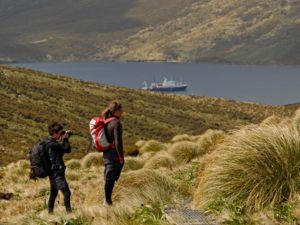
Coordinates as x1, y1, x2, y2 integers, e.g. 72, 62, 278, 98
142, 77, 188, 92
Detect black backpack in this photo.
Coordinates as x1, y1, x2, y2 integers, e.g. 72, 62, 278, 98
29, 139, 52, 179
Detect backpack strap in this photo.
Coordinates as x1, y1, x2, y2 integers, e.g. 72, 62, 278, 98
104, 117, 117, 144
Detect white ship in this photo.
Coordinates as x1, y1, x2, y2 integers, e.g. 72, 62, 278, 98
142, 77, 187, 92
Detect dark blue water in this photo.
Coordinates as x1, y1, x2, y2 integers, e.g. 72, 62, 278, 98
11, 61, 300, 105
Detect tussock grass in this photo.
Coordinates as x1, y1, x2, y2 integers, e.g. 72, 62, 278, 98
144, 151, 175, 170
139, 140, 167, 154
66, 171, 80, 181
5, 161, 30, 181
196, 129, 225, 154
122, 157, 144, 172
140, 151, 156, 161
189, 135, 202, 142
66, 159, 81, 170
135, 140, 146, 148
171, 134, 191, 143
16, 160, 30, 170
168, 141, 202, 164
76, 169, 178, 225
81, 152, 103, 169
261, 115, 282, 126
293, 107, 300, 131
193, 124, 300, 212
115, 169, 178, 205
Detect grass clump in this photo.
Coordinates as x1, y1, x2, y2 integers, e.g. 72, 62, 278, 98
196, 129, 225, 154
16, 160, 30, 170
293, 107, 300, 131
135, 140, 147, 148
139, 140, 167, 154
123, 157, 144, 172
66, 159, 81, 170
168, 141, 202, 164
115, 169, 178, 206
193, 124, 300, 213
141, 152, 157, 161
171, 134, 191, 143
81, 152, 103, 169
144, 151, 175, 170
260, 115, 282, 126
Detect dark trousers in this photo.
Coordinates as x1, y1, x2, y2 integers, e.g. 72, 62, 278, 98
48, 173, 72, 213
104, 180, 115, 205
104, 162, 123, 205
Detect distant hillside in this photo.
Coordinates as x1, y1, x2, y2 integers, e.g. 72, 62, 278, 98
0, 0, 193, 62
0, 0, 299, 64
0, 66, 293, 165
108, 0, 300, 64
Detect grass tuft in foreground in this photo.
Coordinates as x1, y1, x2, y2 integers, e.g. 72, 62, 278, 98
193, 124, 300, 212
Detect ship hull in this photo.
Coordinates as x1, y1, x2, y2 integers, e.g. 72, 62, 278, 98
150, 85, 187, 92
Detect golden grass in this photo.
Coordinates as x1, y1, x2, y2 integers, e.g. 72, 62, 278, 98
135, 140, 147, 148
260, 115, 283, 126
168, 141, 202, 164
70, 169, 178, 225
196, 129, 225, 154
293, 107, 300, 131
171, 134, 191, 143
193, 124, 300, 212
122, 157, 144, 172
140, 151, 157, 161
144, 151, 175, 170
114, 169, 178, 205
139, 140, 167, 154
66, 159, 81, 170
81, 152, 104, 169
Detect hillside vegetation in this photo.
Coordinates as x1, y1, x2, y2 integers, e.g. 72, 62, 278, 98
109, 0, 300, 64
0, 66, 293, 165
1, 110, 300, 224
1, 0, 299, 64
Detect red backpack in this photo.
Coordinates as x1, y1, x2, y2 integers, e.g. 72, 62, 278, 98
89, 117, 116, 152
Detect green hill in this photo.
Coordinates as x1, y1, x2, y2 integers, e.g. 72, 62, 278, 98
1, 0, 299, 64
0, 66, 293, 165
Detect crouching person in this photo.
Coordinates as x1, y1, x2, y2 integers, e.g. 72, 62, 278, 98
47, 122, 72, 214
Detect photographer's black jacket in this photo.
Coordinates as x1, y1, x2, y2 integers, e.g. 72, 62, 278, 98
47, 137, 71, 171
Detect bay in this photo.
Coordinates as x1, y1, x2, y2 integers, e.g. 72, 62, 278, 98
11, 61, 300, 105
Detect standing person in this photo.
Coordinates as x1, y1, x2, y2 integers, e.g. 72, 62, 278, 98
47, 122, 73, 214
102, 101, 125, 205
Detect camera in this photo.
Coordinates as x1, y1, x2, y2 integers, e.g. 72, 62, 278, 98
61, 130, 73, 136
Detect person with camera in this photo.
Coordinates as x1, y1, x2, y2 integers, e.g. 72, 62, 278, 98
102, 101, 125, 206
47, 122, 73, 214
